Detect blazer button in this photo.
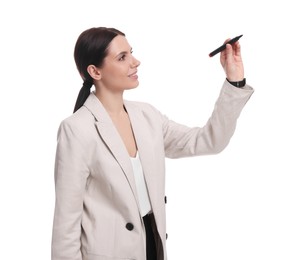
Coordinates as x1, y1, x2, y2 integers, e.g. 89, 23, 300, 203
126, 223, 134, 231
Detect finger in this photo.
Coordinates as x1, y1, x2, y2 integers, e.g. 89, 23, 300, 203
220, 43, 232, 66
230, 42, 242, 59
220, 38, 233, 64
234, 42, 241, 57
225, 43, 233, 60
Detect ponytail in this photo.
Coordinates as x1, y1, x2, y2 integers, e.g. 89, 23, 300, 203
73, 80, 93, 113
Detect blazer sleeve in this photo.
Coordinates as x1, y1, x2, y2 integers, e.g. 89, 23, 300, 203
51, 119, 90, 260
162, 80, 254, 158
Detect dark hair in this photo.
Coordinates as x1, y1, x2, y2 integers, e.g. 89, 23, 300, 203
73, 27, 125, 113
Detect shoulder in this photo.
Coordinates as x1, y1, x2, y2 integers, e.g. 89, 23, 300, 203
56, 106, 95, 139
61, 106, 94, 126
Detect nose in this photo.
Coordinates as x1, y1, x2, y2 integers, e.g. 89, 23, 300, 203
131, 56, 141, 68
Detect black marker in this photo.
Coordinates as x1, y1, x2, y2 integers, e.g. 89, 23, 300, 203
209, 34, 243, 57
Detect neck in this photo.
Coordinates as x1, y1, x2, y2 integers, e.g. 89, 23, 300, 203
95, 88, 126, 116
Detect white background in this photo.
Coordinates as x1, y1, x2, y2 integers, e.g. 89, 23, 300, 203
0, 0, 305, 259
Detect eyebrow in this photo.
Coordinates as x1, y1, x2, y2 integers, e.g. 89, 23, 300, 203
114, 48, 133, 58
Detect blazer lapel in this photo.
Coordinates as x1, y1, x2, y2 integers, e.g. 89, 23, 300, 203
124, 101, 160, 210
83, 93, 139, 203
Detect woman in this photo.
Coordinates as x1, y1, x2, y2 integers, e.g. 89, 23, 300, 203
51, 27, 254, 260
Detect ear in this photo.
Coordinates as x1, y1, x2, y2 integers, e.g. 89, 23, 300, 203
87, 65, 102, 80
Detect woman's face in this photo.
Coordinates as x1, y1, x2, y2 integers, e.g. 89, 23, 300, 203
98, 35, 141, 92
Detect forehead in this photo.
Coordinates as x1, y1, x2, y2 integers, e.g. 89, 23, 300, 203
107, 35, 131, 56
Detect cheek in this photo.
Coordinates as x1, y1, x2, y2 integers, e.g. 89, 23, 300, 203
101, 64, 130, 88
102, 71, 127, 88
104, 64, 127, 78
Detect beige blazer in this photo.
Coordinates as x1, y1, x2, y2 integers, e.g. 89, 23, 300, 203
51, 80, 254, 260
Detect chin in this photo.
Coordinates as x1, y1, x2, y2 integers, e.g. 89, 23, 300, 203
127, 82, 139, 90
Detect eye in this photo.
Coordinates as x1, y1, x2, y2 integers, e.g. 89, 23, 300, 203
119, 54, 126, 61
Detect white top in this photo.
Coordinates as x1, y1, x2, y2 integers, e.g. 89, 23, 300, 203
130, 152, 152, 217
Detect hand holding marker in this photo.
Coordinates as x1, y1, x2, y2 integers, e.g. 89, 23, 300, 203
209, 35, 243, 57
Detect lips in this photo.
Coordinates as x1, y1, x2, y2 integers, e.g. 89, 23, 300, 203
128, 71, 138, 79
